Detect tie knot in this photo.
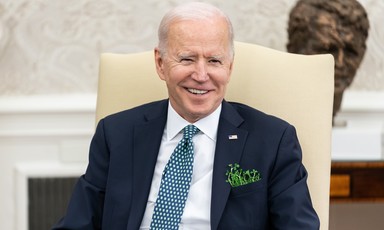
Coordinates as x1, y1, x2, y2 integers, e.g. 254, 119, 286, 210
183, 125, 199, 140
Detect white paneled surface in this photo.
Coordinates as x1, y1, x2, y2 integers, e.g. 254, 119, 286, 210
0, 95, 95, 230
333, 91, 384, 160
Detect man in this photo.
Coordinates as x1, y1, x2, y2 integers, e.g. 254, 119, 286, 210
287, 0, 369, 119
53, 2, 319, 229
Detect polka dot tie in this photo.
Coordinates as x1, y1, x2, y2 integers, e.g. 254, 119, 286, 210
150, 125, 199, 230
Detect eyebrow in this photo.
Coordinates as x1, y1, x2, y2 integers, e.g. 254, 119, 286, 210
208, 55, 224, 60
178, 53, 196, 58
176, 51, 226, 61
178, 53, 224, 59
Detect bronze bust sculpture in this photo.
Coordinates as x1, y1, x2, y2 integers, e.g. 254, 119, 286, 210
287, 0, 369, 119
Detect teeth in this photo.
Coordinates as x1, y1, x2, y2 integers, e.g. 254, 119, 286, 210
188, 88, 208, 94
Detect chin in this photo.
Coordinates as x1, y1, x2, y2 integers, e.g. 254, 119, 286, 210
190, 108, 214, 119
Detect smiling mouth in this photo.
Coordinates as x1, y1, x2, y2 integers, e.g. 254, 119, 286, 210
187, 88, 208, 95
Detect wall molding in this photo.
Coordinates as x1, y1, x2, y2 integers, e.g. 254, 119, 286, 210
337, 90, 384, 121
0, 94, 96, 229
0, 94, 96, 138
14, 162, 87, 230
333, 90, 384, 161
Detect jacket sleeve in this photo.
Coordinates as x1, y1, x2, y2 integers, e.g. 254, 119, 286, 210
51, 119, 110, 230
268, 125, 320, 229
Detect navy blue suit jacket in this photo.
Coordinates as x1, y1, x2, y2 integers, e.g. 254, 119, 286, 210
53, 100, 319, 229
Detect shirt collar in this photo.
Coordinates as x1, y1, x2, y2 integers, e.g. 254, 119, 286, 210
166, 101, 222, 141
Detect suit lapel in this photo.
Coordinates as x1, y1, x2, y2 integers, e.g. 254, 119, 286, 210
125, 100, 248, 229
126, 101, 168, 229
211, 101, 248, 230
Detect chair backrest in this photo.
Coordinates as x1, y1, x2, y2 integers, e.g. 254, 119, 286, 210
96, 41, 334, 230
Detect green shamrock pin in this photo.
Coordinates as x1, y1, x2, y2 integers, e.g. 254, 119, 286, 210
225, 163, 261, 187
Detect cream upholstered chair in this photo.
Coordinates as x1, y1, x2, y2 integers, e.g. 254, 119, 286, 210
96, 41, 334, 230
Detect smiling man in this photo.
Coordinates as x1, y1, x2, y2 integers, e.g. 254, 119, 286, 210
53, 2, 319, 230
154, 6, 234, 124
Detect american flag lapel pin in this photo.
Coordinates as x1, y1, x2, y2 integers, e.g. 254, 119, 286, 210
228, 134, 238, 140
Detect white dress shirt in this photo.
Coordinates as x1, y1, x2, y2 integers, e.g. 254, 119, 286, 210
139, 102, 221, 230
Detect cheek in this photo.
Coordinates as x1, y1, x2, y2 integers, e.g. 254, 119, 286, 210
162, 71, 182, 86
208, 64, 231, 79
167, 66, 194, 81
215, 69, 231, 86
220, 76, 231, 86
346, 56, 363, 67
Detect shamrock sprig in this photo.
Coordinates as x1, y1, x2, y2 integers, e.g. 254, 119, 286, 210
225, 163, 261, 187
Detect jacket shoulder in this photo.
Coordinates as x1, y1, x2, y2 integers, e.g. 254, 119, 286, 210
100, 99, 168, 126
227, 101, 292, 130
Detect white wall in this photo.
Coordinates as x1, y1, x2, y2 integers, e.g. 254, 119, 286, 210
0, 95, 94, 230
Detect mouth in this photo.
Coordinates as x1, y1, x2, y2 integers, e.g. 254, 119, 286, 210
187, 88, 208, 95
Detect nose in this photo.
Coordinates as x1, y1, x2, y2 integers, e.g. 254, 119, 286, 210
191, 61, 209, 82
335, 48, 344, 68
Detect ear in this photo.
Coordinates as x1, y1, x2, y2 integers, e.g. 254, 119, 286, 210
154, 48, 166, 81
227, 59, 234, 83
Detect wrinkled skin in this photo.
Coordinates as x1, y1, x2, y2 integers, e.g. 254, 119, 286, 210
155, 17, 233, 123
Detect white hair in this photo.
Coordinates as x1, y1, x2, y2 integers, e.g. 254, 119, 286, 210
157, 2, 234, 58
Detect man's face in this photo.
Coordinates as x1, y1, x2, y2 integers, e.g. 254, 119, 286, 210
287, 5, 368, 117
304, 14, 365, 94
155, 18, 233, 123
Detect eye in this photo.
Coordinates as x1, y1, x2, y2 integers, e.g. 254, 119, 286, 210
345, 45, 359, 56
179, 57, 194, 64
327, 45, 339, 55
209, 59, 222, 65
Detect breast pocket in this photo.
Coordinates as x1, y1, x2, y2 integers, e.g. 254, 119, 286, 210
220, 182, 269, 229
229, 181, 266, 198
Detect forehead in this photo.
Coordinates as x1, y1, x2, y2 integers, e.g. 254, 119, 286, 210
167, 19, 231, 54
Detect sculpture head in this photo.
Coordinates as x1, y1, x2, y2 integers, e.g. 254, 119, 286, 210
287, 0, 369, 118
